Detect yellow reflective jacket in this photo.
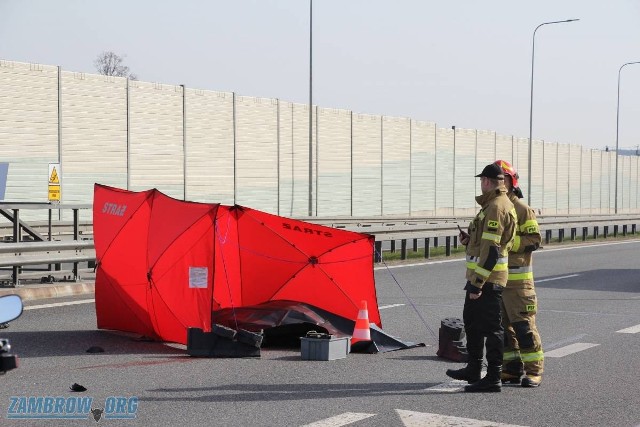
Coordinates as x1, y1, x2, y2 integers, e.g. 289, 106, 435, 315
506, 192, 541, 287
465, 186, 517, 289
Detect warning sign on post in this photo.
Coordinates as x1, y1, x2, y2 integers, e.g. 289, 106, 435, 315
48, 163, 61, 202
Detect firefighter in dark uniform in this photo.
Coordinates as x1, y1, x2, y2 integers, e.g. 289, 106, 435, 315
494, 160, 544, 388
446, 163, 517, 392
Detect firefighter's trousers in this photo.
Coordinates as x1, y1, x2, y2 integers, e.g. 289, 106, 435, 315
463, 282, 504, 368
500, 283, 544, 376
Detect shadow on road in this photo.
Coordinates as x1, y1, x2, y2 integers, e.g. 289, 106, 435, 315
1, 329, 185, 358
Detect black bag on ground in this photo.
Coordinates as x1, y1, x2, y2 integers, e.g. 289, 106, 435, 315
436, 317, 468, 362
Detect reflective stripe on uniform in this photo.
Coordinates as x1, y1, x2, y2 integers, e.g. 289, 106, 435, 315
466, 255, 478, 270
508, 272, 534, 280
474, 257, 508, 275
503, 350, 521, 361
493, 263, 508, 272
482, 232, 501, 243
508, 266, 533, 273
520, 350, 544, 362
494, 257, 509, 271
478, 211, 485, 220
476, 267, 491, 278
508, 265, 533, 280
520, 219, 539, 233
512, 235, 521, 252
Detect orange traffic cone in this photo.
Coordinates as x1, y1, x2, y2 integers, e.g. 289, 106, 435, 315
351, 300, 371, 345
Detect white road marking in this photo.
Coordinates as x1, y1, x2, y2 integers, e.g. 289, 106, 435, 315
542, 309, 628, 317
545, 334, 588, 351
423, 380, 466, 393
541, 240, 640, 253
396, 409, 528, 427
300, 412, 376, 427
616, 324, 640, 334
545, 342, 600, 358
379, 303, 405, 310
24, 299, 95, 310
536, 274, 579, 283
423, 370, 487, 393
376, 258, 462, 270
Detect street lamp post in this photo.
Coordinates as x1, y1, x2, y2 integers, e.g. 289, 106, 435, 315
527, 19, 579, 206
615, 61, 640, 214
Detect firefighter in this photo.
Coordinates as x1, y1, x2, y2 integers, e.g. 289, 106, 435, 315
446, 163, 517, 392
494, 159, 544, 388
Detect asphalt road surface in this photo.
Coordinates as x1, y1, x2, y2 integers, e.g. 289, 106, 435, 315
1, 239, 639, 426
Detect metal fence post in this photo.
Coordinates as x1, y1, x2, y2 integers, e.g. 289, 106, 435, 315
374, 241, 382, 263
11, 208, 19, 286
73, 208, 79, 281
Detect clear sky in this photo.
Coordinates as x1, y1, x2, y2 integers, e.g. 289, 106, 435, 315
1, 0, 640, 150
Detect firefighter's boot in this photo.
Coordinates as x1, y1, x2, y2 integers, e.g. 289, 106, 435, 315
501, 358, 524, 384
445, 359, 482, 384
501, 371, 523, 385
521, 374, 542, 388
464, 365, 502, 393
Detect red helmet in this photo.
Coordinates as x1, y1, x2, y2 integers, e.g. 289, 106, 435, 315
494, 160, 519, 188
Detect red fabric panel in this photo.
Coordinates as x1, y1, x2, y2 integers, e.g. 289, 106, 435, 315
93, 185, 155, 336
93, 184, 218, 343
93, 184, 153, 259
234, 207, 381, 326
95, 269, 157, 339
150, 210, 217, 342
212, 206, 242, 310
146, 191, 217, 268
271, 236, 380, 326
234, 208, 309, 305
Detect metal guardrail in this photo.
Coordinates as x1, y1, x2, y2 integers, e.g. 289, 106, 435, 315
308, 214, 640, 262
0, 203, 93, 286
0, 241, 95, 267
1, 206, 639, 286
0, 241, 96, 287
